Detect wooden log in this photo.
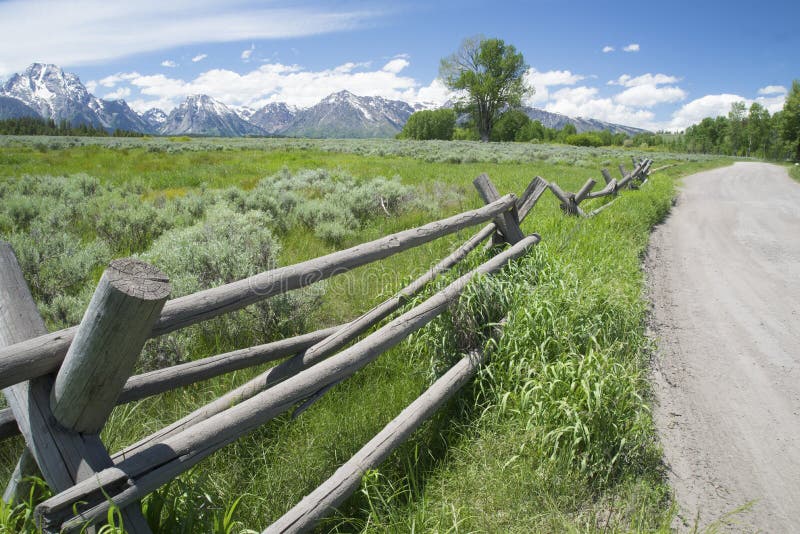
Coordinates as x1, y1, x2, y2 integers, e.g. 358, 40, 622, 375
601, 168, 614, 185
516, 176, 548, 222
574, 178, 597, 204
37, 235, 541, 530
649, 163, 675, 174
547, 182, 584, 217
50, 259, 170, 434
0, 195, 517, 391
0, 244, 152, 532
618, 163, 628, 179
617, 161, 645, 190
472, 175, 524, 244
585, 179, 617, 199
588, 197, 620, 217
267, 347, 494, 532
117, 324, 342, 404
115, 222, 498, 460
0, 240, 49, 503
0, 326, 345, 441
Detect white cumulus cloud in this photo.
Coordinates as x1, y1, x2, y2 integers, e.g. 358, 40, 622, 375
623, 43, 640, 52
161, 60, 177, 68
382, 58, 410, 74
758, 85, 787, 95
122, 58, 451, 112
614, 84, 686, 107
525, 68, 585, 105
104, 87, 131, 100
192, 54, 208, 63
602, 46, 615, 53
609, 73, 680, 87
545, 86, 656, 129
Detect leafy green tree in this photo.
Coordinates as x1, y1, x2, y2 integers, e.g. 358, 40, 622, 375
565, 132, 603, 147
490, 109, 530, 141
399, 109, 456, 140
780, 80, 800, 161
557, 123, 577, 142
746, 102, 771, 158
440, 36, 531, 142
516, 119, 545, 142
727, 101, 747, 155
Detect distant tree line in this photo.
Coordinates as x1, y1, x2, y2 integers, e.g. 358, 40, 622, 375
399, 108, 629, 146
0, 116, 143, 137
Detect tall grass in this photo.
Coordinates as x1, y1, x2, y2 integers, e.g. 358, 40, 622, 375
0, 137, 729, 532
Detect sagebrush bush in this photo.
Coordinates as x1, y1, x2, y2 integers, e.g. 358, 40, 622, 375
137, 205, 323, 370
8, 223, 110, 308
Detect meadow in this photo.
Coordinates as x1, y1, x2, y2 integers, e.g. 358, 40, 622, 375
0, 136, 728, 533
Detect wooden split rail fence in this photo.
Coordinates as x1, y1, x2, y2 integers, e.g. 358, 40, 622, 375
0, 157, 653, 533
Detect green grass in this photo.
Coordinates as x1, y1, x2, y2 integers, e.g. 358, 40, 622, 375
0, 136, 730, 533
790, 163, 800, 182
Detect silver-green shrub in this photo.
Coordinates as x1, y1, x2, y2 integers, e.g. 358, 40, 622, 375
137, 204, 323, 370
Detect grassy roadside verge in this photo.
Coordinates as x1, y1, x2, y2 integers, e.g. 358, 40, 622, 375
0, 138, 728, 532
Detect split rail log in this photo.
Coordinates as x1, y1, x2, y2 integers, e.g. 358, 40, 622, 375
517, 176, 549, 221
1, 242, 50, 503
266, 324, 506, 533
0, 325, 343, 441
473, 174, 524, 244
586, 179, 618, 199
601, 168, 615, 185
547, 181, 595, 217
0, 195, 518, 391
1, 249, 159, 533
116, 221, 500, 460
36, 235, 541, 532
617, 161, 646, 190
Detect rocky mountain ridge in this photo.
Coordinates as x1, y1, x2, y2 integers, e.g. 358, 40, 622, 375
0, 63, 649, 137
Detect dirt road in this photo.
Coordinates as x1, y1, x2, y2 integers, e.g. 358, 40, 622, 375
647, 162, 800, 532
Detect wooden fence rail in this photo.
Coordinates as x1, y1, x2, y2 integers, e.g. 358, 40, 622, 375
0, 156, 656, 533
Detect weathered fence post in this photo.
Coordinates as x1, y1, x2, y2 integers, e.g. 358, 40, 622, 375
473, 174, 525, 244
548, 182, 584, 216
0, 245, 159, 533
574, 178, 597, 204
50, 259, 170, 433
0, 242, 48, 503
601, 168, 614, 185
516, 176, 549, 221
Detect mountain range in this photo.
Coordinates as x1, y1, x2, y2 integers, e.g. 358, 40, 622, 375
0, 63, 648, 138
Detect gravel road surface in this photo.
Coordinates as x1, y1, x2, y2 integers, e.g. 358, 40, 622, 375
647, 162, 800, 532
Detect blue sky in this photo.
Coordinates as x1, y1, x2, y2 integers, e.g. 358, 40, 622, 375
0, 0, 797, 130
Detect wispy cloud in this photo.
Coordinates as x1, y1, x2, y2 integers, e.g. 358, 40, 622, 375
623, 43, 640, 52
0, 1, 382, 77
602, 46, 614, 53
191, 54, 208, 63
161, 60, 177, 68
241, 44, 255, 61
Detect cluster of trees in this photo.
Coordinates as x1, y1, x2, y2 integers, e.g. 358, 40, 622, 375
0, 116, 143, 137
396, 109, 456, 140
399, 106, 631, 147
618, 82, 800, 161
